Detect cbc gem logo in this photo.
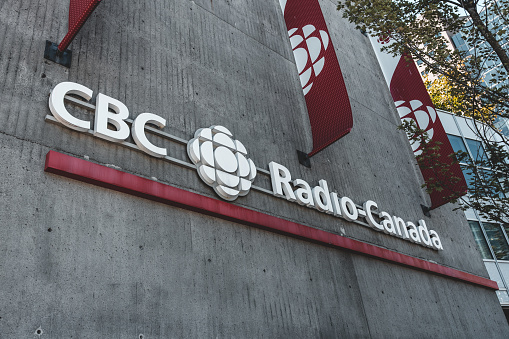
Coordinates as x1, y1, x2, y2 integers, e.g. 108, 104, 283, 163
187, 126, 257, 201
395, 100, 437, 156
288, 24, 330, 95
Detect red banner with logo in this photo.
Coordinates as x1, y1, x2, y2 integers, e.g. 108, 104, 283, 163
279, 0, 353, 156
370, 36, 467, 208
58, 0, 102, 52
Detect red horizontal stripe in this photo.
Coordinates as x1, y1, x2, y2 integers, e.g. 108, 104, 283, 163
44, 150, 498, 290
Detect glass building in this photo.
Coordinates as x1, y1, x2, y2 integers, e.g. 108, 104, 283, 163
439, 110, 509, 318
448, 1, 509, 135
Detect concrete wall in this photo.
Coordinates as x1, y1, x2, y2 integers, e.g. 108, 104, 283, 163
0, 0, 508, 337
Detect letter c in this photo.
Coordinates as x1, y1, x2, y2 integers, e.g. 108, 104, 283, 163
363, 200, 383, 230
49, 82, 93, 131
132, 113, 168, 158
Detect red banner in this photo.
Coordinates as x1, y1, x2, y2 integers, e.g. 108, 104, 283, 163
58, 0, 102, 52
370, 37, 467, 208
279, 0, 353, 156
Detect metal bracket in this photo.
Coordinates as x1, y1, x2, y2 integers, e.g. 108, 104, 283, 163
421, 204, 431, 217
44, 40, 72, 68
297, 150, 311, 168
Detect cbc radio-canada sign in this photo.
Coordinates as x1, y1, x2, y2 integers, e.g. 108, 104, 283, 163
46, 82, 444, 251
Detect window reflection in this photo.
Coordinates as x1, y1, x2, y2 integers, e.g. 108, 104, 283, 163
446, 135, 488, 164
447, 135, 468, 155
465, 139, 487, 163
461, 165, 477, 191
468, 221, 493, 260
479, 169, 504, 198
504, 225, 509, 241
483, 222, 509, 261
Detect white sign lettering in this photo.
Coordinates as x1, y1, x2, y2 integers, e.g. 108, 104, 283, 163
268, 161, 443, 250
47, 82, 444, 251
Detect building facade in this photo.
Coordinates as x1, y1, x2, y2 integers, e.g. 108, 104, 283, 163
449, 1, 509, 93
416, 1, 509, 135
439, 110, 509, 315
0, 0, 508, 337
449, 3, 509, 135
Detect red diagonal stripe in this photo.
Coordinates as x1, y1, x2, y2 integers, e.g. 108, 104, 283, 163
58, 0, 101, 52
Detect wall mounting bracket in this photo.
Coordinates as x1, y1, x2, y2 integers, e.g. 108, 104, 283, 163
44, 40, 72, 68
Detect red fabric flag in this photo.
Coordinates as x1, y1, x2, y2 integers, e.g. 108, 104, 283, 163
58, 0, 102, 52
69, 0, 98, 29
370, 36, 467, 208
279, 0, 353, 156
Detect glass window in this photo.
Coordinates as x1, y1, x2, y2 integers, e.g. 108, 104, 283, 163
483, 72, 496, 86
448, 135, 467, 153
447, 135, 468, 160
483, 222, 509, 261
465, 139, 487, 162
461, 165, 477, 191
504, 224, 509, 240
451, 34, 468, 51
468, 221, 493, 259
479, 169, 504, 198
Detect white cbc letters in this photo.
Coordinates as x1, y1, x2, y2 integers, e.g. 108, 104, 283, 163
268, 161, 443, 251
49, 82, 167, 158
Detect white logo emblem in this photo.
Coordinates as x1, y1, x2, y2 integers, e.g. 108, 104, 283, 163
288, 25, 330, 95
187, 126, 257, 201
395, 100, 437, 156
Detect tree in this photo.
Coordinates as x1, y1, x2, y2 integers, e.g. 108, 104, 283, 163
337, 0, 509, 223
425, 75, 495, 121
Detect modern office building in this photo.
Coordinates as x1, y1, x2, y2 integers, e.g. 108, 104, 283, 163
0, 0, 508, 337
412, 3, 509, 315
450, 3, 509, 91
439, 109, 509, 317
416, 1, 509, 135
416, 1, 508, 91
449, 5, 509, 135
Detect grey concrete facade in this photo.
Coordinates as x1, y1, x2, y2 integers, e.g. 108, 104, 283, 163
0, 0, 508, 337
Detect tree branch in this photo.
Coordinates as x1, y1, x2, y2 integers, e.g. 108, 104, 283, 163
464, 3, 509, 73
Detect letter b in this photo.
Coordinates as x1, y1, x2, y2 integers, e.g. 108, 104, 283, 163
94, 93, 130, 142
